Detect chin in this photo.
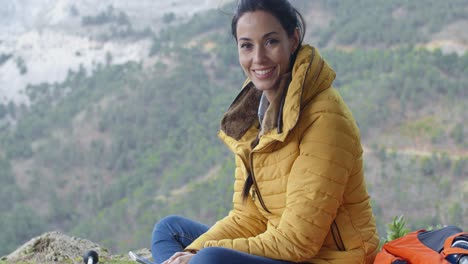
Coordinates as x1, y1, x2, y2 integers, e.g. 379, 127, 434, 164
253, 85, 271, 91
252, 81, 277, 92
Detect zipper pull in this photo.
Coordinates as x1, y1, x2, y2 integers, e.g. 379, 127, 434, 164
251, 188, 256, 201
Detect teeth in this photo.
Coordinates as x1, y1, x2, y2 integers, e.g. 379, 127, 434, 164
256, 68, 274, 75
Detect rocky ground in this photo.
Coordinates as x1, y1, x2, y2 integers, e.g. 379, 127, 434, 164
0, 231, 152, 264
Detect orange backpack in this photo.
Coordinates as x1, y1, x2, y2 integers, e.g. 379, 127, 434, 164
375, 226, 468, 264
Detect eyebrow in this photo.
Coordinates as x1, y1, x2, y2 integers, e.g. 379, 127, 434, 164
238, 31, 279, 41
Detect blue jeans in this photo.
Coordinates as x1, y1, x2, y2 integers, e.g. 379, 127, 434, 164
151, 215, 296, 264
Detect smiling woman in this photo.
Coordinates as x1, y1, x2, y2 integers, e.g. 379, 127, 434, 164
150, 0, 380, 263
236, 10, 299, 97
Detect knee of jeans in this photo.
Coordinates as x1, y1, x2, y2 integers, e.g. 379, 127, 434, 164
190, 247, 231, 263
152, 215, 185, 235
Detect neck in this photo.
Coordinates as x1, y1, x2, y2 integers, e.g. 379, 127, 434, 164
258, 72, 292, 135
263, 87, 280, 103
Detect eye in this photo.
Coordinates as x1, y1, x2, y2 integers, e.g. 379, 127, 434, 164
239, 42, 253, 50
265, 39, 279, 46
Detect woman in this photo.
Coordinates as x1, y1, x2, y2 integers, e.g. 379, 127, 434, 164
151, 0, 379, 263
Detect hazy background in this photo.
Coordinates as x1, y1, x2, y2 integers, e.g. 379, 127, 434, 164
0, 0, 466, 256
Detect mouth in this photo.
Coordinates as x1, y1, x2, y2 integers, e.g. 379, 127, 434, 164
253, 67, 276, 79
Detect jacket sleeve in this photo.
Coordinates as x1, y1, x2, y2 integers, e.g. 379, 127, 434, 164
199, 112, 357, 262
185, 157, 267, 251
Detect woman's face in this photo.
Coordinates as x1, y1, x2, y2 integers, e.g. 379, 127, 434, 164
236, 10, 299, 93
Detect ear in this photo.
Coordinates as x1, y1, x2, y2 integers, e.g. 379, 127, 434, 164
290, 27, 300, 54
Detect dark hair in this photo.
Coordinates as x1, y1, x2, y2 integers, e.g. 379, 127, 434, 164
231, 0, 306, 55
232, 0, 306, 204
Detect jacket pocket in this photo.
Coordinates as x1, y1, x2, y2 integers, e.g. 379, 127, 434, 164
331, 220, 346, 251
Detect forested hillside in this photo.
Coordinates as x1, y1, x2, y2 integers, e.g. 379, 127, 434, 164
0, 0, 466, 256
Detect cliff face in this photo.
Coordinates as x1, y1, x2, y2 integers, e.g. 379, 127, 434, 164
0, 0, 220, 104
1, 231, 151, 264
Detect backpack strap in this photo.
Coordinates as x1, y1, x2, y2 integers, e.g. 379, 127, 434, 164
374, 247, 408, 264
441, 232, 468, 257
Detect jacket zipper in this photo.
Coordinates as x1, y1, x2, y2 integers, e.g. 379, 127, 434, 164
249, 148, 272, 214
250, 188, 256, 201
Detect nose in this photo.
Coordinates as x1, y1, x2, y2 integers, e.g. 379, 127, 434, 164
253, 46, 267, 64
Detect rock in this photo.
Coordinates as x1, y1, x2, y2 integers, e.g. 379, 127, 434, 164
1, 231, 110, 263
0, 231, 154, 263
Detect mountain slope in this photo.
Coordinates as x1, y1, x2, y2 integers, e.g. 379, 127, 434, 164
0, 0, 466, 256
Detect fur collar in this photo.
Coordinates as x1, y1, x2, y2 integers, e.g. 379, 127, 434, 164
220, 82, 262, 140
220, 73, 291, 141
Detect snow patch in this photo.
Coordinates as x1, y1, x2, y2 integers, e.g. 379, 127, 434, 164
0, 29, 151, 103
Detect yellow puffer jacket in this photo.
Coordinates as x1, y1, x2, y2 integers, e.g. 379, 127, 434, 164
186, 45, 379, 263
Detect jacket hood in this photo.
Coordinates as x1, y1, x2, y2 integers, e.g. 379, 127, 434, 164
220, 45, 336, 144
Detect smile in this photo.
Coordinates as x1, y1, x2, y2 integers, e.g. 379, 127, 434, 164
253, 67, 276, 78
